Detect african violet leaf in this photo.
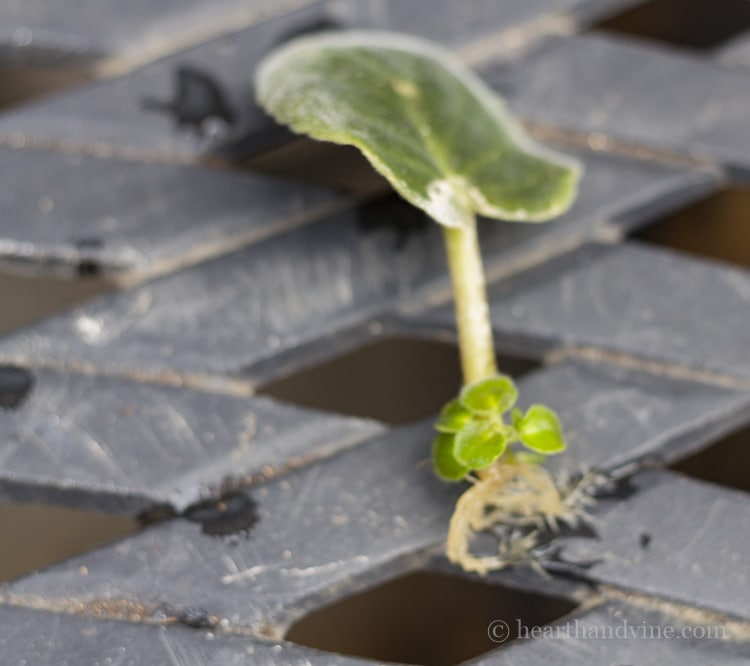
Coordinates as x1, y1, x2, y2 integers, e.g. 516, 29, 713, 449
454, 421, 507, 469
433, 433, 470, 481
459, 375, 517, 415
435, 400, 474, 433
516, 405, 567, 454
256, 31, 580, 228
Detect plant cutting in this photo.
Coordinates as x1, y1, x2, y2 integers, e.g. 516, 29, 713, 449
256, 31, 588, 573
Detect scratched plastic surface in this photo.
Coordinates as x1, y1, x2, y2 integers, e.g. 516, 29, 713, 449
0, 0, 749, 663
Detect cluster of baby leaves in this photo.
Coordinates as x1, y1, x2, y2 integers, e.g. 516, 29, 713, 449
432, 375, 567, 481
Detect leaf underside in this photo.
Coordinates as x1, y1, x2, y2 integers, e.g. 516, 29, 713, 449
256, 31, 580, 228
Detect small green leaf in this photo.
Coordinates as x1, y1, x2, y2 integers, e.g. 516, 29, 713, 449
435, 400, 474, 433
454, 422, 507, 469
517, 405, 567, 455
432, 433, 469, 481
256, 31, 580, 229
459, 375, 518, 414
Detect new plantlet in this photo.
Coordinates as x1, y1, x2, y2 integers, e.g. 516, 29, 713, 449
257, 31, 583, 573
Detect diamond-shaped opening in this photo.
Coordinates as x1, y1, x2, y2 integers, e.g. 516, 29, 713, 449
285, 570, 579, 666
630, 188, 750, 269
0, 503, 138, 583
671, 421, 750, 493
0, 64, 91, 111
258, 338, 538, 425
594, 0, 750, 50
0, 268, 113, 337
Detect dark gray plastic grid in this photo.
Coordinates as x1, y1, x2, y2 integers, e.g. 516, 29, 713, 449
0, 0, 748, 664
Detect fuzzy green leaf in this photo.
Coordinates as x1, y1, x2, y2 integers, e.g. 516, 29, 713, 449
256, 31, 580, 229
432, 433, 469, 481
517, 405, 567, 455
454, 422, 507, 469
435, 399, 474, 433
459, 375, 518, 415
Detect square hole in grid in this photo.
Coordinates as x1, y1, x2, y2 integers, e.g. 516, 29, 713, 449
594, 0, 750, 51
0, 502, 138, 583
670, 420, 750, 493
629, 188, 750, 269
258, 338, 538, 425
285, 570, 579, 666
0, 267, 113, 337
0, 63, 91, 111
